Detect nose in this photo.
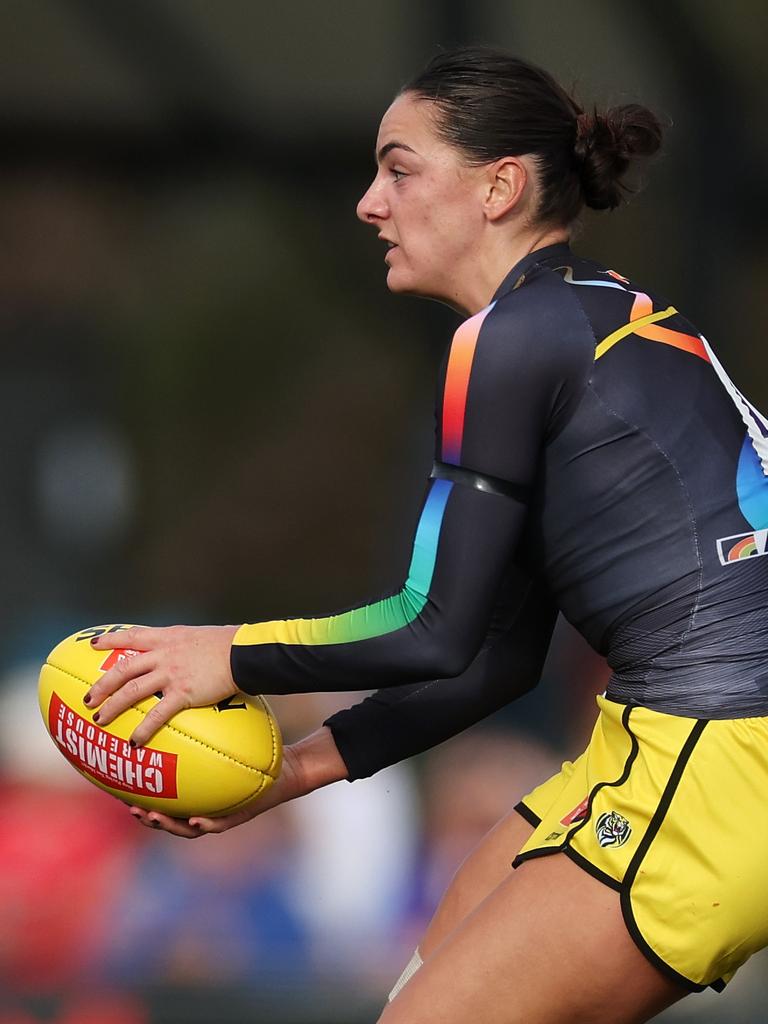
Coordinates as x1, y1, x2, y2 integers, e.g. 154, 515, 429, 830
356, 176, 388, 225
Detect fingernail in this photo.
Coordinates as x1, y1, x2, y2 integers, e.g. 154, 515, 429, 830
191, 821, 202, 830
150, 818, 160, 829
129, 739, 136, 749
93, 712, 100, 723
83, 694, 91, 706
90, 637, 99, 646
130, 810, 142, 819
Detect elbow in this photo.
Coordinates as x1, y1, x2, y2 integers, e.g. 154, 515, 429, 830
416, 632, 477, 679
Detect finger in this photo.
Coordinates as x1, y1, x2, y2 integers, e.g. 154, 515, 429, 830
130, 692, 187, 747
130, 808, 159, 831
85, 651, 156, 709
129, 807, 155, 829
90, 625, 165, 651
89, 667, 163, 728
189, 806, 258, 833
130, 805, 201, 839
144, 811, 203, 839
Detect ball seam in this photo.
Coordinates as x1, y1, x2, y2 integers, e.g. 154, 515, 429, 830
253, 692, 281, 775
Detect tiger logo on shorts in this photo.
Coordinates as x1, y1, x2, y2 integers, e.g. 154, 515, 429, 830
595, 810, 632, 848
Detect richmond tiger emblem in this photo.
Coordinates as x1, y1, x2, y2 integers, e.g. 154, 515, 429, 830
595, 810, 632, 848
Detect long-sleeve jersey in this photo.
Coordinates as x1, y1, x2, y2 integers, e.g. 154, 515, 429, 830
230, 242, 768, 778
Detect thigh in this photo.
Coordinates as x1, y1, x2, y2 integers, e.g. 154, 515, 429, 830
418, 751, 581, 957
420, 807, 534, 957
382, 853, 687, 1024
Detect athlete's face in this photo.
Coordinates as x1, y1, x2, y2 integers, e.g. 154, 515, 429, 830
357, 93, 488, 308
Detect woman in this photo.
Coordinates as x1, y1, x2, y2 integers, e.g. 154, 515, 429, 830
84, 48, 768, 1023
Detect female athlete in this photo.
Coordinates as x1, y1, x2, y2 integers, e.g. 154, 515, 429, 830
84, 48, 768, 1023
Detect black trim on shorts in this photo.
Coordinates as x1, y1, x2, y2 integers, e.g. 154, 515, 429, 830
513, 842, 623, 894
513, 706, 639, 872
514, 800, 541, 828
619, 718, 713, 994
563, 846, 622, 893
561, 703, 639, 851
512, 845, 561, 869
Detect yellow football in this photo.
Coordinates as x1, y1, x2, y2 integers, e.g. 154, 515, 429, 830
38, 624, 282, 817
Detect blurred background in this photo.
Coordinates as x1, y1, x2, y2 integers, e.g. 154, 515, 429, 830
2, 1, 767, 1021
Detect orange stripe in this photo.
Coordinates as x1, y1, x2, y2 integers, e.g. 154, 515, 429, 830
441, 308, 490, 464
634, 322, 709, 361
631, 292, 653, 319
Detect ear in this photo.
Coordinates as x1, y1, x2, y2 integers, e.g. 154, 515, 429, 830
482, 157, 528, 222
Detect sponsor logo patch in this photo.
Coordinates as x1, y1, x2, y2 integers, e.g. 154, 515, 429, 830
48, 693, 178, 798
595, 811, 632, 848
716, 529, 768, 565
560, 795, 589, 827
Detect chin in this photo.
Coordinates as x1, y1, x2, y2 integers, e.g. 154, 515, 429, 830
386, 267, 441, 301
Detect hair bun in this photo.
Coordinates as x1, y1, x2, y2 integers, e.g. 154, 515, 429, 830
574, 104, 663, 211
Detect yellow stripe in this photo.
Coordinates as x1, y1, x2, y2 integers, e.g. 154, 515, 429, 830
594, 306, 678, 361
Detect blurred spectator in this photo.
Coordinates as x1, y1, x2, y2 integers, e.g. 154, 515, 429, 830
409, 728, 561, 938
106, 691, 419, 989
105, 801, 309, 985
0, 665, 143, 994
287, 760, 418, 983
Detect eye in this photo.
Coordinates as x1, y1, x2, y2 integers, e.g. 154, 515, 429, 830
391, 168, 408, 183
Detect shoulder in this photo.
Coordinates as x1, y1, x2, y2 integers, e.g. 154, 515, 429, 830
457, 265, 596, 388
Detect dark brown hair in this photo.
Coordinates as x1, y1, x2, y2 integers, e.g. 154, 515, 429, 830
403, 47, 663, 225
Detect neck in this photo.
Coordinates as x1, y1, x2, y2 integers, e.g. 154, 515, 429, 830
447, 225, 570, 317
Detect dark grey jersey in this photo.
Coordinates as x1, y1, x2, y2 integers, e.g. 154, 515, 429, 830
231, 243, 768, 778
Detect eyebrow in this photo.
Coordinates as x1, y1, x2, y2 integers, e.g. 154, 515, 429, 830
376, 141, 418, 164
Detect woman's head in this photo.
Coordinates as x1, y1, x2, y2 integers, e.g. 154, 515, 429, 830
404, 48, 663, 224
357, 47, 663, 311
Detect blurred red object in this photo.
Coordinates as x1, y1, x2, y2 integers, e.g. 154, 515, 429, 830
0, 780, 143, 993
55, 992, 149, 1024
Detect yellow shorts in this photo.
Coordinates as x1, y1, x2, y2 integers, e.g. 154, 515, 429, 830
514, 695, 768, 992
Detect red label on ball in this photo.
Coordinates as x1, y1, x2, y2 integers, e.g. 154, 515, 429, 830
48, 693, 178, 798
99, 648, 140, 672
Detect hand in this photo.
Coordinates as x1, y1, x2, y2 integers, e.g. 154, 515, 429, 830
85, 624, 240, 747
128, 743, 307, 838
125, 727, 348, 839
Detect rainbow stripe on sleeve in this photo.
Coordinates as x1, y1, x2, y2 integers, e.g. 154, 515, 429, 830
234, 307, 492, 650
441, 304, 494, 464
233, 477, 453, 647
